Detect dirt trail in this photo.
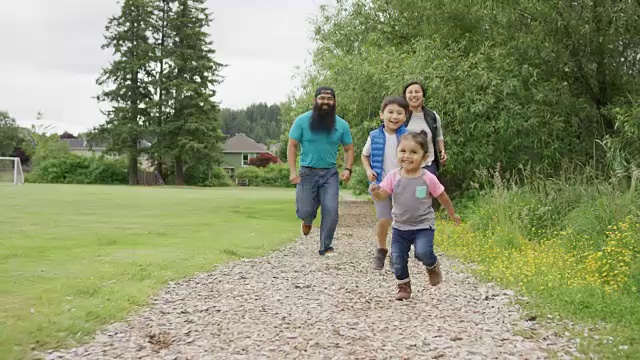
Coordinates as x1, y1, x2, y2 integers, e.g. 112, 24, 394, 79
43, 201, 579, 359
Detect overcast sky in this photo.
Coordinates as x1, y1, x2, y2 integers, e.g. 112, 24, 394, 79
0, 0, 327, 134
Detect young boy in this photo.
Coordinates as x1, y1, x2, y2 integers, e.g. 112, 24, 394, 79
361, 96, 410, 269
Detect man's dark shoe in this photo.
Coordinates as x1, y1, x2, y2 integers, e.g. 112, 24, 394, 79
301, 222, 312, 236
373, 248, 388, 270
319, 247, 335, 256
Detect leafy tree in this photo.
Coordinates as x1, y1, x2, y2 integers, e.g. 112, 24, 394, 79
95, 0, 156, 185
0, 110, 20, 156
290, 0, 640, 193
0, 110, 31, 165
27, 128, 71, 167
59, 131, 77, 139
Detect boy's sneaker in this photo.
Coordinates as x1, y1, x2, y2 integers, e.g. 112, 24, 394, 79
301, 222, 312, 236
395, 280, 411, 300
373, 248, 388, 270
426, 261, 443, 286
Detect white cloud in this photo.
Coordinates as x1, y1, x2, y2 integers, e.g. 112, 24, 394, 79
0, 0, 326, 134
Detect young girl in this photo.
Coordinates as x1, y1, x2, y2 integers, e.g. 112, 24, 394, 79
369, 131, 461, 300
361, 96, 409, 270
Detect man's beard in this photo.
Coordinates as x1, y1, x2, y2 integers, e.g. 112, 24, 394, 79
310, 102, 336, 134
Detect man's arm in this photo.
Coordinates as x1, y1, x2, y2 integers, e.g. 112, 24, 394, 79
339, 143, 355, 183
287, 116, 303, 183
339, 124, 355, 183
343, 143, 355, 170
287, 138, 299, 183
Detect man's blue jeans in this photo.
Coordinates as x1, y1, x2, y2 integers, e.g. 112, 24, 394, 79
391, 227, 437, 281
295, 166, 339, 255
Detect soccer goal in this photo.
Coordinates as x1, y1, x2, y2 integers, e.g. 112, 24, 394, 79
0, 157, 25, 185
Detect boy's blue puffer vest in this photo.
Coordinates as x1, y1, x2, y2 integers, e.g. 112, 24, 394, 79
369, 124, 408, 184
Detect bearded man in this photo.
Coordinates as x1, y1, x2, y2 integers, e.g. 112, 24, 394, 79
287, 86, 355, 256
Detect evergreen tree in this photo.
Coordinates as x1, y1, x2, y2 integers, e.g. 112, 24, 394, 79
219, 103, 283, 144
148, 0, 175, 182
160, 0, 224, 185
95, 0, 155, 184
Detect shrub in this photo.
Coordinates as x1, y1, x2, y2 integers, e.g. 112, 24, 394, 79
26, 154, 127, 184
436, 176, 640, 356
234, 163, 293, 188
202, 167, 232, 187
87, 157, 129, 184
182, 162, 234, 187
346, 166, 370, 195
459, 168, 640, 293
248, 152, 281, 167
234, 166, 264, 186
261, 163, 292, 187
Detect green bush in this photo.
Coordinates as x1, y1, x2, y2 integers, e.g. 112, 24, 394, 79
202, 167, 232, 187
465, 165, 640, 256
234, 163, 293, 188
26, 154, 128, 185
261, 163, 292, 187
346, 165, 369, 195
442, 172, 640, 356
234, 166, 265, 186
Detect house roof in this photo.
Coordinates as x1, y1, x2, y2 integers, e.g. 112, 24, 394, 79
223, 133, 269, 153
61, 138, 151, 150
62, 138, 106, 150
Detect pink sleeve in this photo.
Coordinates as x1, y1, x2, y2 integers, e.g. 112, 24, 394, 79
423, 171, 445, 197
379, 170, 399, 193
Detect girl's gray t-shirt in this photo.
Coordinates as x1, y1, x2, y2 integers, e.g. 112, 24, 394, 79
379, 168, 445, 230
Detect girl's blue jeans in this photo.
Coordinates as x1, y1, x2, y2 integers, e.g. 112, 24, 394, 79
391, 227, 437, 281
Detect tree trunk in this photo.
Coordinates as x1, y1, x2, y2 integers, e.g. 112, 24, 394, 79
128, 153, 139, 185
175, 155, 184, 185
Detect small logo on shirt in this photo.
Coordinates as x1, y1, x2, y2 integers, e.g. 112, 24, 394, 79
415, 185, 427, 199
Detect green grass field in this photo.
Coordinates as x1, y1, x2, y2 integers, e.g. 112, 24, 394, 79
0, 184, 299, 360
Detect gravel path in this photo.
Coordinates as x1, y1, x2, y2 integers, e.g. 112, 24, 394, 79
43, 201, 580, 360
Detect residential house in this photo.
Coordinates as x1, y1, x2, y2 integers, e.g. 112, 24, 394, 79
61, 138, 154, 170
62, 138, 107, 156
222, 133, 272, 176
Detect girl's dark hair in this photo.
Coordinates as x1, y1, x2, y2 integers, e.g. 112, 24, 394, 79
380, 96, 410, 113
401, 130, 430, 156
402, 81, 427, 101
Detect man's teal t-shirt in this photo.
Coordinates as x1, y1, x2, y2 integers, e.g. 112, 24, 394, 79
288, 110, 353, 168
